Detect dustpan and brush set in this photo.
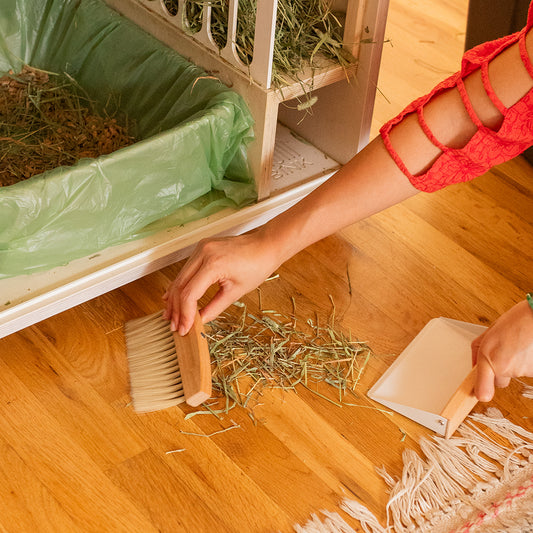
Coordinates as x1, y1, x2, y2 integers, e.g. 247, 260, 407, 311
124, 310, 483, 438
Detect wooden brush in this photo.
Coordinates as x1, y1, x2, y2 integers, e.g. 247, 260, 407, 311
124, 310, 212, 412
440, 365, 478, 439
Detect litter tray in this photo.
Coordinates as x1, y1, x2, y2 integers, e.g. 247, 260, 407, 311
0, 0, 389, 338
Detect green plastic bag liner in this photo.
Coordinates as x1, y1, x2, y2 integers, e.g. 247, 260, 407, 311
0, 0, 256, 278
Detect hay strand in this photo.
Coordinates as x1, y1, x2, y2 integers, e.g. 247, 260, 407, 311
0, 65, 136, 186
164, 0, 355, 89
195, 300, 375, 419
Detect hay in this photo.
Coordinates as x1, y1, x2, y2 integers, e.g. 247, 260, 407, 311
163, 0, 355, 88
0, 65, 136, 187
185, 301, 375, 422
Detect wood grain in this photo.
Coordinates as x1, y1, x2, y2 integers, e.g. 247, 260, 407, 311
441, 366, 478, 439
2, 1, 533, 531
173, 311, 212, 407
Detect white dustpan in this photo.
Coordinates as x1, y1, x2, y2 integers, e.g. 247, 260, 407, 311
368, 317, 487, 438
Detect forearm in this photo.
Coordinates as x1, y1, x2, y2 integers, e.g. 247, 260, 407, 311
380, 25, 533, 192
255, 26, 533, 263
256, 137, 419, 264
165, 19, 533, 334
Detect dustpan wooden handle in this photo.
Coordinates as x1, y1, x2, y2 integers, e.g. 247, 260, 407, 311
173, 311, 212, 407
440, 366, 478, 439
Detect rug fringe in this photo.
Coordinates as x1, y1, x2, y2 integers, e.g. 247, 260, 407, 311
293, 511, 356, 533
294, 409, 533, 533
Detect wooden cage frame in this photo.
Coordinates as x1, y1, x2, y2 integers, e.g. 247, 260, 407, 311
104, 0, 389, 199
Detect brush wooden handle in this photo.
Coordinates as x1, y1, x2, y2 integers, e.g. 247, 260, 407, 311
440, 366, 478, 439
172, 311, 212, 407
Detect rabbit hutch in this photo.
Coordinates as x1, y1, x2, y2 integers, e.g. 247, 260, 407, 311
0, 0, 389, 338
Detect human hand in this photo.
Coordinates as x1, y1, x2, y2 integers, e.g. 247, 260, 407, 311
471, 300, 533, 402
163, 230, 281, 335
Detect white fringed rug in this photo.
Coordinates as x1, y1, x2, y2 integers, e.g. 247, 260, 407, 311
295, 409, 533, 533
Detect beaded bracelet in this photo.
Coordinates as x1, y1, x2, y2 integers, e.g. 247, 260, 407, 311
527, 293, 533, 311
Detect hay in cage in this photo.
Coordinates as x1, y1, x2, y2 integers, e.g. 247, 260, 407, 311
0, 65, 136, 187
162, 0, 355, 89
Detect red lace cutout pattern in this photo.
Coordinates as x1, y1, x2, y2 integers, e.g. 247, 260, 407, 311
380, 4, 533, 192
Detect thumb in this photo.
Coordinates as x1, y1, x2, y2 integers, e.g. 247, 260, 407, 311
471, 330, 486, 366
475, 354, 496, 402
199, 284, 243, 324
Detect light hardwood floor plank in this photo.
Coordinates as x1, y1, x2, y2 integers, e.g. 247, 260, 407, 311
0, 360, 159, 533
0, 326, 146, 470
0, 433, 79, 533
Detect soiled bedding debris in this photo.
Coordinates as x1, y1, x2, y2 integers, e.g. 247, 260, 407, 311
0, 65, 136, 187
187, 301, 375, 422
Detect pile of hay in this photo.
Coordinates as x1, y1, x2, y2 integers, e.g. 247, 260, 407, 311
164, 0, 354, 88
197, 301, 374, 421
0, 65, 136, 187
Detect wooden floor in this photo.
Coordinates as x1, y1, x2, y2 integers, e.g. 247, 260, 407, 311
2, 1, 533, 531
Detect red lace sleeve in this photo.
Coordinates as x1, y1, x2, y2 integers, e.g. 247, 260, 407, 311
380, 3, 533, 193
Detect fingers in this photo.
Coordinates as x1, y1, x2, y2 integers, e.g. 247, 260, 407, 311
200, 282, 242, 324
472, 327, 517, 401
163, 237, 247, 335
472, 331, 496, 401
162, 232, 276, 336
471, 331, 485, 366
475, 355, 496, 402
472, 333, 511, 401
170, 272, 217, 335
163, 253, 213, 335
494, 375, 511, 389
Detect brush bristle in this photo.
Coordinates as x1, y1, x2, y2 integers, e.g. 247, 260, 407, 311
125, 311, 186, 412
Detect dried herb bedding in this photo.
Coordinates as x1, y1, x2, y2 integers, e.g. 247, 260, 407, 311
0, 0, 255, 278
188, 301, 376, 421
164, 0, 354, 88
0, 65, 137, 187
